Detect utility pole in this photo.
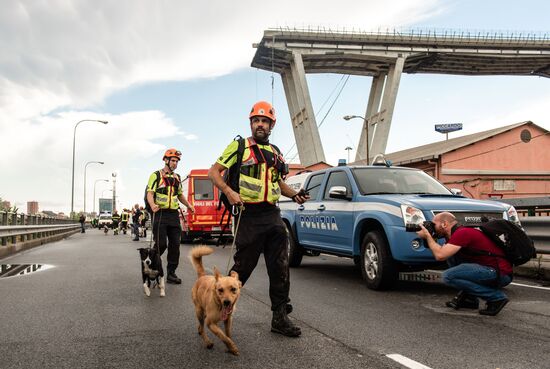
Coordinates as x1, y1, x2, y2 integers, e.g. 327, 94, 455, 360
112, 172, 117, 213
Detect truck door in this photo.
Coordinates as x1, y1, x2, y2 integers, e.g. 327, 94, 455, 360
315, 170, 354, 253
295, 172, 326, 246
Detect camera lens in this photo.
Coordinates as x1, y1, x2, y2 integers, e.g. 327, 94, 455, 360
405, 223, 421, 232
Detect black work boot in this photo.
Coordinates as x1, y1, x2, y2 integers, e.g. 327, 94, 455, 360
166, 272, 181, 284
271, 305, 301, 337
479, 298, 509, 316
445, 290, 479, 310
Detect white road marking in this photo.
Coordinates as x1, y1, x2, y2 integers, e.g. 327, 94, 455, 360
510, 282, 550, 291
386, 354, 433, 369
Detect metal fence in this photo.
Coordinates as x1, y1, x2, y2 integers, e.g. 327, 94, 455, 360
0, 211, 79, 246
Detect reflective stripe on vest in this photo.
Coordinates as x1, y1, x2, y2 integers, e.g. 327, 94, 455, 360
238, 138, 282, 204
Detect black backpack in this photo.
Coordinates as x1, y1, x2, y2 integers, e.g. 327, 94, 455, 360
468, 219, 536, 266
144, 171, 181, 214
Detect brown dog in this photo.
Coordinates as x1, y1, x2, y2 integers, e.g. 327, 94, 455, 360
189, 246, 242, 355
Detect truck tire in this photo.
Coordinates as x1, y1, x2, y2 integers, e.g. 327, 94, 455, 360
360, 231, 397, 290
181, 231, 194, 244
285, 224, 303, 267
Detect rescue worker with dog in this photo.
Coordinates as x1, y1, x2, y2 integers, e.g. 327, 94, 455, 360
146, 149, 195, 284
208, 101, 309, 337
417, 212, 512, 316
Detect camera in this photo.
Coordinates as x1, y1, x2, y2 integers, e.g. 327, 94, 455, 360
405, 220, 437, 238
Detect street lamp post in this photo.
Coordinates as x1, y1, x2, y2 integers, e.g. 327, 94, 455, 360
345, 146, 353, 164
84, 161, 104, 214
343, 115, 369, 165
93, 179, 109, 215
71, 119, 108, 217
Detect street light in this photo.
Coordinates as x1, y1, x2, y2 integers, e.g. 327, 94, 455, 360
93, 179, 109, 214
345, 146, 353, 164
343, 115, 369, 165
71, 119, 108, 216
84, 161, 104, 214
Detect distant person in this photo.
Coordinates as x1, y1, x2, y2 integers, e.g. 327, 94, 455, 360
139, 206, 148, 238
79, 213, 86, 233
146, 149, 195, 284
417, 212, 512, 316
112, 210, 121, 232
120, 209, 129, 234
208, 101, 309, 337
132, 204, 142, 241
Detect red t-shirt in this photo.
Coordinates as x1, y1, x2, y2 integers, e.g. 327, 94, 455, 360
448, 227, 513, 276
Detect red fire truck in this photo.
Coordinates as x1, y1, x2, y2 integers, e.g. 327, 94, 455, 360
180, 169, 232, 243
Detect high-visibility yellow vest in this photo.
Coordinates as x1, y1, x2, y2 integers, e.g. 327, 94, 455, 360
147, 171, 182, 210
238, 138, 283, 204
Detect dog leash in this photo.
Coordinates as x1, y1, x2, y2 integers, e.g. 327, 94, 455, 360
225, 204, 244, 274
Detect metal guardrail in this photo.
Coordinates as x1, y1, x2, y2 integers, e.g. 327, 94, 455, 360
0, 224, 80, 238
520, 216, 550, 255
0, 211, 79, 247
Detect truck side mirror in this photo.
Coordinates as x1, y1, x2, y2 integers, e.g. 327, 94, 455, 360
329, 186, 352, 200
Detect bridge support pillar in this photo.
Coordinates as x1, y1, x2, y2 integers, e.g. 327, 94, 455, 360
362, 56, 405, 160
281, 51, 326, 166
355, 73, 385, 163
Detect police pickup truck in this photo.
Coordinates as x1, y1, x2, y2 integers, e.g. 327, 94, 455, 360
279, 158, 520, 290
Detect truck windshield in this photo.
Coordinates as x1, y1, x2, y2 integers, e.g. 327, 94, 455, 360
352, 168, 452, 195
194, 179, 214, 200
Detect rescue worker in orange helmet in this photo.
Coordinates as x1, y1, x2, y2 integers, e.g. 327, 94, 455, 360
209, 101, 309, 337
146, 148, 195, 284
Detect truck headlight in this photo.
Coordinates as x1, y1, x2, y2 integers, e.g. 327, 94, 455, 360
400, 205, 426, 226
506, 206, 521, 226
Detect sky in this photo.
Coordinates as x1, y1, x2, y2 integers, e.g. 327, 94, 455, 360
1, 0, 549, 215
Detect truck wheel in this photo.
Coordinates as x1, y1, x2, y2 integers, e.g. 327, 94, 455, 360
285, 224, 303, 267
181, 231, 194, 244
360, 231, 397, 290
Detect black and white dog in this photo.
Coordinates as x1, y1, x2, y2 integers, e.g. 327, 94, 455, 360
138, 247, 165, 297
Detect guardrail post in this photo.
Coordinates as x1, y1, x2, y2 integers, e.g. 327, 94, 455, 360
11, 213, 17, 245
30, 215, 36, 240
20, 214, 26, 242
38, 216, 43, 239
1, 211, 7, 246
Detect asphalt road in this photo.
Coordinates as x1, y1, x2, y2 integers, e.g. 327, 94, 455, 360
0, 231, 548, 369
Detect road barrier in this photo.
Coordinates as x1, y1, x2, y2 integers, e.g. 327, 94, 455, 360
0, 211, 79, 258
520, 216, 550, 255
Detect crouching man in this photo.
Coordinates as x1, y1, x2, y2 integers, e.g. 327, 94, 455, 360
417, 212, 512, 316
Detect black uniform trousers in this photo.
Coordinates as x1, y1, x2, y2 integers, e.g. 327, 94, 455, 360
231, 209, 290, 311
152, 209, 181, 273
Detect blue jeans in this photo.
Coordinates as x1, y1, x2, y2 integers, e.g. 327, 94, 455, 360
442, 263, 512, 302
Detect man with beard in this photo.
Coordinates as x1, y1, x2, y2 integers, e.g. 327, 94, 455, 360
208, 101, 309, 337
417, 212, 512, 316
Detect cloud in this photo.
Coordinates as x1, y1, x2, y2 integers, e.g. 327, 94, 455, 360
0, 110, 196, 213
0, 0, 441, 123
0, 0, 443, 212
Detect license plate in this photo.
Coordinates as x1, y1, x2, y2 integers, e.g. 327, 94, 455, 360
212, 226, 221, 231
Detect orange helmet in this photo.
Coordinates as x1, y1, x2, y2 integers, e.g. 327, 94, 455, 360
249, 101, 276, 124
163, 148, 181, 161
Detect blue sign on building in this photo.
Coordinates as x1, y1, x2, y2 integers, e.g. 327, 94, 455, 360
435, 123, 463, 133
